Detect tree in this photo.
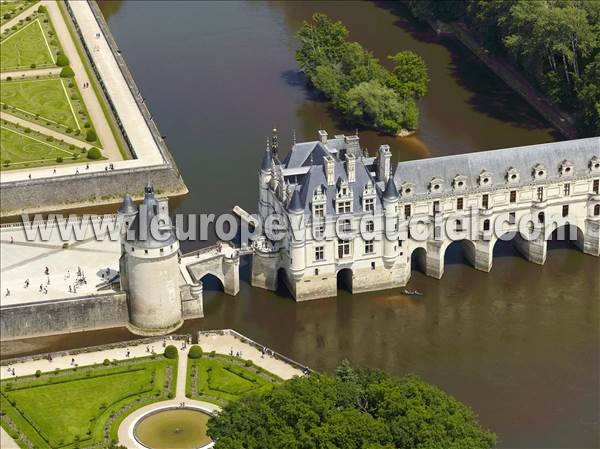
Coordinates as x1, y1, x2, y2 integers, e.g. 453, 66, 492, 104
85, 129, 97, 142
188, 345, 203, 359
87, 147, 102, 160
208, 364, 496, 449
60, 66, 75, 78
164, 345, 178, 359
56, 53, 69, 67
388, 51, 430, 99
295, 13, 349, 77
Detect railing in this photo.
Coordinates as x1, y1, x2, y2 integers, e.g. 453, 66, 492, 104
198, 329, 311, 374
0, 334, 192, 366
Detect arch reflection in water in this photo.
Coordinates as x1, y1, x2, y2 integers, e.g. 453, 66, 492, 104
134, 407, 213, 449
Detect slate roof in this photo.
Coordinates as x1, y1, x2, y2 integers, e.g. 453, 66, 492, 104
393, 137, 599, 197
128, 185, 177, 249
117, 193, 137, 215
274, 135, 599, 215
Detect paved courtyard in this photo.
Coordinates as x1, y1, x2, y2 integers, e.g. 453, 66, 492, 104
0, 219, 120, 305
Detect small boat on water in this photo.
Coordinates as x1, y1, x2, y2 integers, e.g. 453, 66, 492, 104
401, 288, 423, 297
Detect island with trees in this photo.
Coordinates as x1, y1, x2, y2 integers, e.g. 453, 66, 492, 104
295, 14, 429, 136
208, 361, 496, 449
406, 0, 600, 136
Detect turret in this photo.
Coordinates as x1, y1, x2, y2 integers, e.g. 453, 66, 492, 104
382, 176, 399, 266
117, 192, 137, 248
119, 184, 183, 335
287, 188, 306, 279
259, 142, 273, 222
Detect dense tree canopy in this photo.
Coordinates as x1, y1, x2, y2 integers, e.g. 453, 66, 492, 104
406, 0, 600, 136
295, 14, 429, 134
207, 362, 496, 449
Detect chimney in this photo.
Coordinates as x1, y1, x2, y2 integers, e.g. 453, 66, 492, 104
344, 135, 360, 157
377, 145, 391, 182
324, 155, 335, 185
346, 153, 356, 183
318, 129, 328, 144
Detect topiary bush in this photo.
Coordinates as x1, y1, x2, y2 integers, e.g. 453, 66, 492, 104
87, 147, 102, 159
188, 345, 203, 359
85, 129, 97, 142
35, 370, 42, 378
56, 53, 69, 67
60, 66, 75, 78
244, 359, 253, 367
56, 156, 63, 163
103, 359, 110, 366
164, 345, 178, 359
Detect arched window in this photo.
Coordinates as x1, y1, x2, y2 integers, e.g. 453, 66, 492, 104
483, 219, 490, 231
595, 204, 600, 216
538, 212, 545, 223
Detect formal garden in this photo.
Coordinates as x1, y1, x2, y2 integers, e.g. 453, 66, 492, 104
0, 0, 36, 26
185, 346, 282, 406
0, 120, 103, 170
0, 355, 177, 449
1, 5, 63, 71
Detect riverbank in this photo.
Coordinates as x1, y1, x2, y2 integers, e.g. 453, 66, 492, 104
425, 18, 578, 139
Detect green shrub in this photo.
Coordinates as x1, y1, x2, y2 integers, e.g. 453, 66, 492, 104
244, 359, 253, 367
87, 147, 102, 159
38, 5, 47, 13
35, 370, 42, 378
103, 359, 110, 366
85, 129, 97, 142
209, 350, 216, 358
66, 127, 73, 134
30, 63, 36, 69
56, 156, 63, 163
60, 66, 75, 78
5, 76, 11, 81
188, 345, 203, 359
164, 345, 178, 359
24, 128, 31, 133
56, 53, 69, 67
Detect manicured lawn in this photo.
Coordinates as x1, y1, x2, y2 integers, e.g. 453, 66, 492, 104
1, 78, 81, 130
0, 122, 102, 170
0, 357, 176, 449
0, 17, 54, 70
187, 355, 280, 404
0, 0, 36, 26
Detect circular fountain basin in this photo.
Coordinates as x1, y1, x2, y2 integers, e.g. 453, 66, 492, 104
134, 407, 212, 449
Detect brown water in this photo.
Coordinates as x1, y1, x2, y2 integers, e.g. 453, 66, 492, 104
2, 2, 598, 448
134, 408, 211, 449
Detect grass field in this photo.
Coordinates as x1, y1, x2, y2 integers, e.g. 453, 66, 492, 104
0, 18, 54, 70
0, 122, 101, 170
1, 78, 82, 130
187, 356, 279, 404
0, 1, 35, 26
0, 357, 176, 449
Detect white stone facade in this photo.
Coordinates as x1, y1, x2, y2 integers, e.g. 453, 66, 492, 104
252, 132, 600, 301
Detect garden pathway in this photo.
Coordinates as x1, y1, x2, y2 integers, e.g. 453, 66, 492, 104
1, 111, 100, 151
42, 0, 121, 161
0, 426, 19, 449
0, 1, 40, 34
0, 67, 61, 80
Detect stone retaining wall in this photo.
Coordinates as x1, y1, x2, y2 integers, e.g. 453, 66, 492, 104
0, 292, 129, 341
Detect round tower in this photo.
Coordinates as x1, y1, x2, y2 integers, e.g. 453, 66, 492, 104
287, 188, 306, 280
382, 176, 400, 267
117, 192, 137, 248
120, 185, 183, 335
258, 142, 273, 222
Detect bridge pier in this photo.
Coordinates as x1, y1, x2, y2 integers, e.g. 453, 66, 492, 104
424, 241, 444, 279
514, 232, 547, 265
464, 239, 494, 272
251, 247, 279, 291
583, 211, 600, 256
223, 254, 240, 296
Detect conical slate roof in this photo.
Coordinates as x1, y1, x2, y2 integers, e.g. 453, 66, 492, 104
117, 193, 138, 215
261, 147, 273, 171
383, 176, 399, 201
288, 188, 303, 213
128, 184, 177, 249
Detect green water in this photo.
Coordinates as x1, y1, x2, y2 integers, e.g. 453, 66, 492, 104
134, 409, 212, 449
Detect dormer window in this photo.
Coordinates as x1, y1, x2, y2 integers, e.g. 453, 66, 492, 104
401, 182, 415, 196
560, 160, 574, 177
506, 167, 519, 183
533, 164, 546, 180
478, 170, 492, 187
590, 156, 600, 172
429, 177, 444, 193
453, 175, 467, 190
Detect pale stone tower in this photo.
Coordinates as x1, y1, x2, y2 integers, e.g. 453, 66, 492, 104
382, 176, 400, 267
287, 188, 306, 283
119, 184, 183, 335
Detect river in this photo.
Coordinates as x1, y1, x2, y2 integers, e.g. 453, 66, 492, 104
3, 2, 598, 448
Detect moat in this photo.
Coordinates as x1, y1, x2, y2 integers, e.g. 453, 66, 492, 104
2, 2, 598, 448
